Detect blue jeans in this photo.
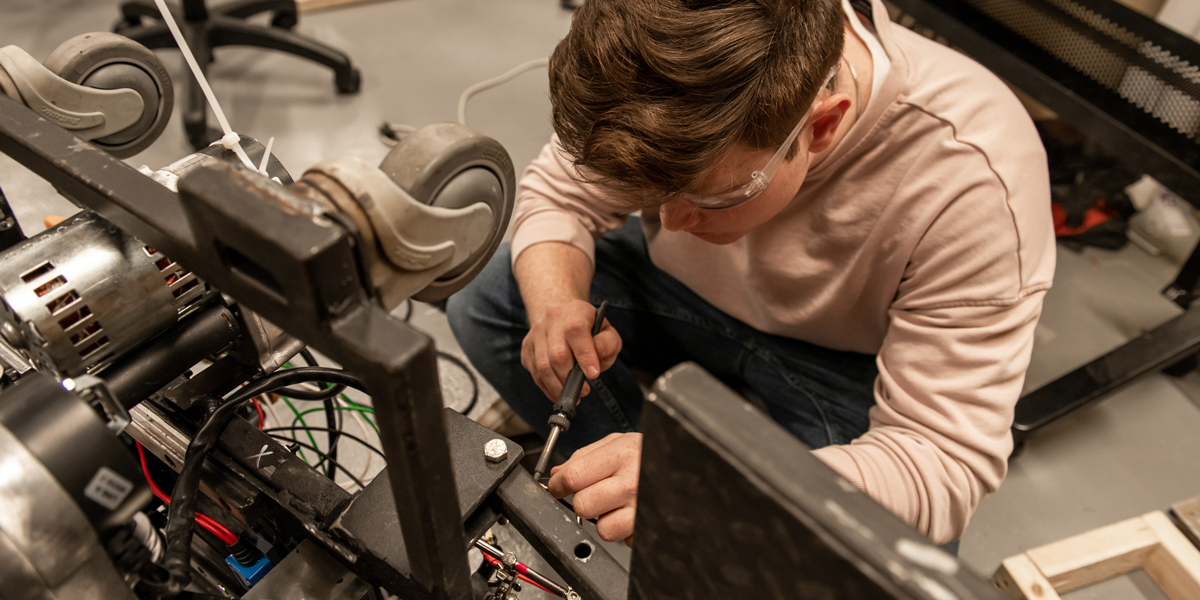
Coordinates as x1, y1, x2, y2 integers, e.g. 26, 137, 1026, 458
446, 218, 879, 456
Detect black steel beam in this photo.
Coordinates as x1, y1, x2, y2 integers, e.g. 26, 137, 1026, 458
1014, 304, 1200, 437
490, 467, 630, 600
632, 364, 1005, 600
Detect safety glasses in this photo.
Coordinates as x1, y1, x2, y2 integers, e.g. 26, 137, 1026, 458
678, 64, 840, 210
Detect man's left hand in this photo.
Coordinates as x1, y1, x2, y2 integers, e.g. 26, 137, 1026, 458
547, 432, 642, 546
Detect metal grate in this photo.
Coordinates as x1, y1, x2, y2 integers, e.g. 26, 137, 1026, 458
967, 0, 1200, 137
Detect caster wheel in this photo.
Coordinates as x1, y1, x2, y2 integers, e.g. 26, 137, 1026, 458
270, 10, 298, 30
336, 68, 361, 95
377, 123, 515, 302
43, 32, 173, 158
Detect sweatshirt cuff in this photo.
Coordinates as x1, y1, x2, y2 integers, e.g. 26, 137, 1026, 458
510, 209, 597, 267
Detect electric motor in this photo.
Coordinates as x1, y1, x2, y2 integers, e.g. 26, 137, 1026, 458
0, 212, 213, 378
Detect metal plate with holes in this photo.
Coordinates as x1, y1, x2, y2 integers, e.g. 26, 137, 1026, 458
331, 409, 522, 593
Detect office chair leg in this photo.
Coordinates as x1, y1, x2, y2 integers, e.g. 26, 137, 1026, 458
208, 16, 361, 93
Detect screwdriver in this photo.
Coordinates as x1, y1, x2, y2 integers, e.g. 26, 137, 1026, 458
532, 300, 609, 484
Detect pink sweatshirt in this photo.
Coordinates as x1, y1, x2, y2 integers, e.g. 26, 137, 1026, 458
509, 0, 1054, 544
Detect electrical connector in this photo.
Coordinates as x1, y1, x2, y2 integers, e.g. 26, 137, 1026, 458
225, 554, 272, 588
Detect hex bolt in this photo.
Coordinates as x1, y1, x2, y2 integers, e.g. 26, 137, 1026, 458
485, 438, 508, 463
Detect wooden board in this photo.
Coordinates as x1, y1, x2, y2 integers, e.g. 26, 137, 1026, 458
993, 554, 1060, 600
296, 0, 392, 14
992, 511, 1200, 600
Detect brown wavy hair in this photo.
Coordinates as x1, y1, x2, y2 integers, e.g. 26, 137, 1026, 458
549, 0, 845, 209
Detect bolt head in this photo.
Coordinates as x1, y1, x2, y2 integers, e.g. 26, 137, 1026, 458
484, 439, 508, 463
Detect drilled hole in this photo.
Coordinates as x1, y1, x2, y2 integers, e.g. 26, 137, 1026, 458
77, 336, 109, 357
69, 321, 102, 345
33, 275, 67, 298
45, 290, 79, 314
20, 262, 54, 283
172, 279, 199, 299
58, 305, 92, 329
573, 541, 593, 561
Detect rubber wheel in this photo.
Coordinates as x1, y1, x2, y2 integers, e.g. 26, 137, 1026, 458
43, 32, 173, 158
378, 123, 516, 302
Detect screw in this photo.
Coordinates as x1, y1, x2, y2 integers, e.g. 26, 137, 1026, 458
485, 439, 508, 463
567, 591, 582, 600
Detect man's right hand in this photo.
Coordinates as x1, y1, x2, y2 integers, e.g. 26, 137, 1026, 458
513, 241, 622, 402
520, 298, 622, 401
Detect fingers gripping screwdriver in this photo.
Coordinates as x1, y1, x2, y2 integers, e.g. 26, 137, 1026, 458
532, 300, 609, 484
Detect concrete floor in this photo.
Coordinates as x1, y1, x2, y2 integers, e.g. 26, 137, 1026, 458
2, 0, 1200, 598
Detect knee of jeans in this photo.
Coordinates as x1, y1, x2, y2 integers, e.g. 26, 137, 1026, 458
446, 245, 517, 334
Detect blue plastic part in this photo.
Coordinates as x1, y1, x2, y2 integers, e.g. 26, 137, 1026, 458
225, 554, 273, 588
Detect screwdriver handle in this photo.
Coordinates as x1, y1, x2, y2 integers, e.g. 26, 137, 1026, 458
550, 301, 609, 421
554, 366, 585, 421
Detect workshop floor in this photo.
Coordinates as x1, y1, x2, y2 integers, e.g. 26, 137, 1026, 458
2, 1, 1200, 598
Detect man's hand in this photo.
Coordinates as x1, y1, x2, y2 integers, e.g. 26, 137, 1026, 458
513, 242, 622, 402
520, 298, 621, 401
548, 432, 641, 546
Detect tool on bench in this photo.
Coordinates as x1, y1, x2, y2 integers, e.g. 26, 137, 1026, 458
532, 300, 609, 484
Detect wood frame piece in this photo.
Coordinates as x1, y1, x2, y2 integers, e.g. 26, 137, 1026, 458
992, 511, 1200, 599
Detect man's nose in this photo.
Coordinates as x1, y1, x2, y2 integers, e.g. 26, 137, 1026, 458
659, 201, 700, 232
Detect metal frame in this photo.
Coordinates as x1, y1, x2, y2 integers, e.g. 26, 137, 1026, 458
0, 93, 471, 598
632, 364, 1006, 600
888, 0, 1200, 441
2, 91, 1020, 599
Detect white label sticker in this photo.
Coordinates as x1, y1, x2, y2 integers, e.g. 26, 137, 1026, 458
84, 466, 133, 510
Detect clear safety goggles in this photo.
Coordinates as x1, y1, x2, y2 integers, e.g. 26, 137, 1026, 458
678, 64, 840, 210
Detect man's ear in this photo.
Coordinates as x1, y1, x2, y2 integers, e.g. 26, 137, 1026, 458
808, 96, 851, 154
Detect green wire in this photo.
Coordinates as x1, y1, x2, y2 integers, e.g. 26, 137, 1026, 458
276, 362, 382, 454
279, 395, 318, 464
339, 393, 379, 436
288, 404, 376, 430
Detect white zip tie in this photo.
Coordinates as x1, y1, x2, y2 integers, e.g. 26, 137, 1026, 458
153, 0, 258, 172
258, 136, 275, 177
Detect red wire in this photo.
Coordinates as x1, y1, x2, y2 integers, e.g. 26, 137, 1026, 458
481, 552, 555, 595
252, 397, 265, 430
135, 441, 239, 545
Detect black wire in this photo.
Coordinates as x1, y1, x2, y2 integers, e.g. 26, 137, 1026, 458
265, 435, 366, 489
151, 368, 367, 597
437, 351, 478, 415
400, 298, 412, 322
297, 349, 341, 479
271, 382, 347, 400
261, 426, 385, 459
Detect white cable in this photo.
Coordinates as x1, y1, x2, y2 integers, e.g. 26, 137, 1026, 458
258, 136, 275, 177
153, 0, 258, 172
457, 57, 549, 126
261, 395, 286, 431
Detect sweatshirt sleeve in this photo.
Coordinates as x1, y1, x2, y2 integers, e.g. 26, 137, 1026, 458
510, 137, 630, 266
812, 147, 1054, 544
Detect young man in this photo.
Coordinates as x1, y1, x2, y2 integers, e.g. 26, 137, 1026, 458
447, 0, 1053, 546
